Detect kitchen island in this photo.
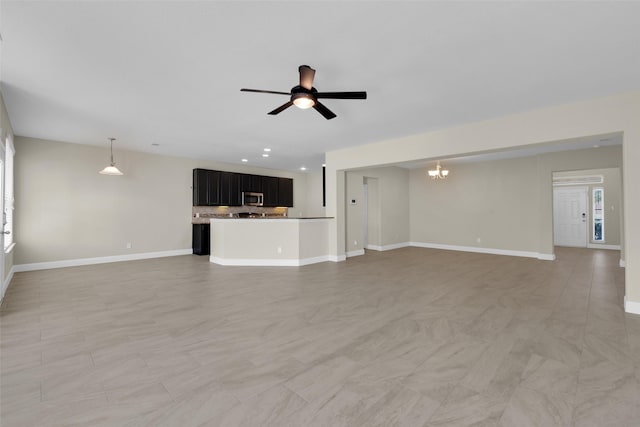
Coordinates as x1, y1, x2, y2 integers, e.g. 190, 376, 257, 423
209, 217, 333, 266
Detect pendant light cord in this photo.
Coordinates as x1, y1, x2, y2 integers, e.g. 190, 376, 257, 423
109, 138, 116, 165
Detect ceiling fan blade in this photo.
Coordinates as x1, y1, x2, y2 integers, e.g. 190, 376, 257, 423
299, 65, 316, 90
316, 91, 367, 100
313, 101, 337, 120
241, 88, 290, 95
268, 101, 294, 115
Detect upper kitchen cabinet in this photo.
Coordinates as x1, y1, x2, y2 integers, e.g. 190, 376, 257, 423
219, 171, 242, 206
193, 169, 293, 207
262, 176, 279, 207
239, 173, 251, 193
250, 175, 264, 193
278, 177, 294, 207
193, 169, 221, 206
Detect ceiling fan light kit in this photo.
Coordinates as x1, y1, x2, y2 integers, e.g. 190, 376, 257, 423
241, 65, 366, 120
292, 90, 315, 109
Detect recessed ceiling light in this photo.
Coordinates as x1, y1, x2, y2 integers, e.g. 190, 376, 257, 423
262, 153, 269, 158
300, 167, 307, 171
263, 148, 271, 152
241, 158, 248, 162
593, 145, 600, 148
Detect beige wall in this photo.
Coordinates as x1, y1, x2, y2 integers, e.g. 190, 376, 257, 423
14, 136, 310, 265
409, 146, 622, 255
325, 91, 640, 310
345, 167, 409, 254
365, 177, 380, 248
410, 156, 540, 252
553, 167, 622, 247
301, 170, 326, 218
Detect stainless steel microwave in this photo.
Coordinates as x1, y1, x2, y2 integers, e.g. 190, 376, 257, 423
242, 192, 264, 206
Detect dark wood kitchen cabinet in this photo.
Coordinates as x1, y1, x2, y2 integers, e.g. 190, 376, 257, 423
230, 173, 243, 206
262, 176, 279, 206
192, 224, 210, 255
219, 171, 242, 206
250, 175, 263, 193
193, 169, 293, 207
239, 173, 253, 193
193, 169, 221, 206
278, 177, 294, 207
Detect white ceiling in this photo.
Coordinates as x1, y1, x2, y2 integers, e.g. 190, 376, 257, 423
1, 1, 639, 172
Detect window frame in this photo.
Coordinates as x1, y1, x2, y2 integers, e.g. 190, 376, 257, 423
4, 135, 14, 251
592, 187, 604, 243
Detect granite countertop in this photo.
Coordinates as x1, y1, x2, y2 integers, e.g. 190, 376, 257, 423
209, 216, 334, 220
193, 215, 333, 224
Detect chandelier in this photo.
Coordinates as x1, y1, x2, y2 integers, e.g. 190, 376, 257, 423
428, 161, 449, 179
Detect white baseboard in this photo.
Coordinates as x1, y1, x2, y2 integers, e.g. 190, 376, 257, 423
1, 265, 16, 303
620, 259, 626, 268
624, 297, 640, 315
209, 255, 331, 267
13, 249, 193, 273
329, 254, 346, 263
367, 242, 410, 252
346, 249, 365, 258
409, 241, 554, 261
587, 243, 621, 250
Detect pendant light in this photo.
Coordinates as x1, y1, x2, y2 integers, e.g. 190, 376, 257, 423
99, 137, 123, 175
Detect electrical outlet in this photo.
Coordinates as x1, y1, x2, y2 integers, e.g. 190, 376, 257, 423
126, 242, 132, 249
476, 237, 481, 244
354, 240, 358, 246
277, 246, 282, 254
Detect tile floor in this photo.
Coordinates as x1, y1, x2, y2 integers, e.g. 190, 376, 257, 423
1, 247, 639, 426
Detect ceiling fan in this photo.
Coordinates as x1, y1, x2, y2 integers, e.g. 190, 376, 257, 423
241, 65, 367, 120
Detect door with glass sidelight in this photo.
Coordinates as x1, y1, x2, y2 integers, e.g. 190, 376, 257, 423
553, 186, 588, 247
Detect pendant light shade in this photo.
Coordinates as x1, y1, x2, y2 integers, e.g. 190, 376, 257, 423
99, 138, 123, 175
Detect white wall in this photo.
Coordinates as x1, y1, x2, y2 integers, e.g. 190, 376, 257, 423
14, 136, 310, 266
325, 91, 640, 312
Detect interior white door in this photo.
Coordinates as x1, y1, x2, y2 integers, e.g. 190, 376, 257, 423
553, 186, 588, 247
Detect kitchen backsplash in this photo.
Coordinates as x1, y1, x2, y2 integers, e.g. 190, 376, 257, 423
192, 206, 288, 224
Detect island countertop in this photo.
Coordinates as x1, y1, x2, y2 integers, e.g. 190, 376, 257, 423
209, 217, 333, 221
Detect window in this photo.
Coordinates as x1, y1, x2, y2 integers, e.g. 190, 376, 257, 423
4, 135, 14, 250
593, 188, 604, 242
